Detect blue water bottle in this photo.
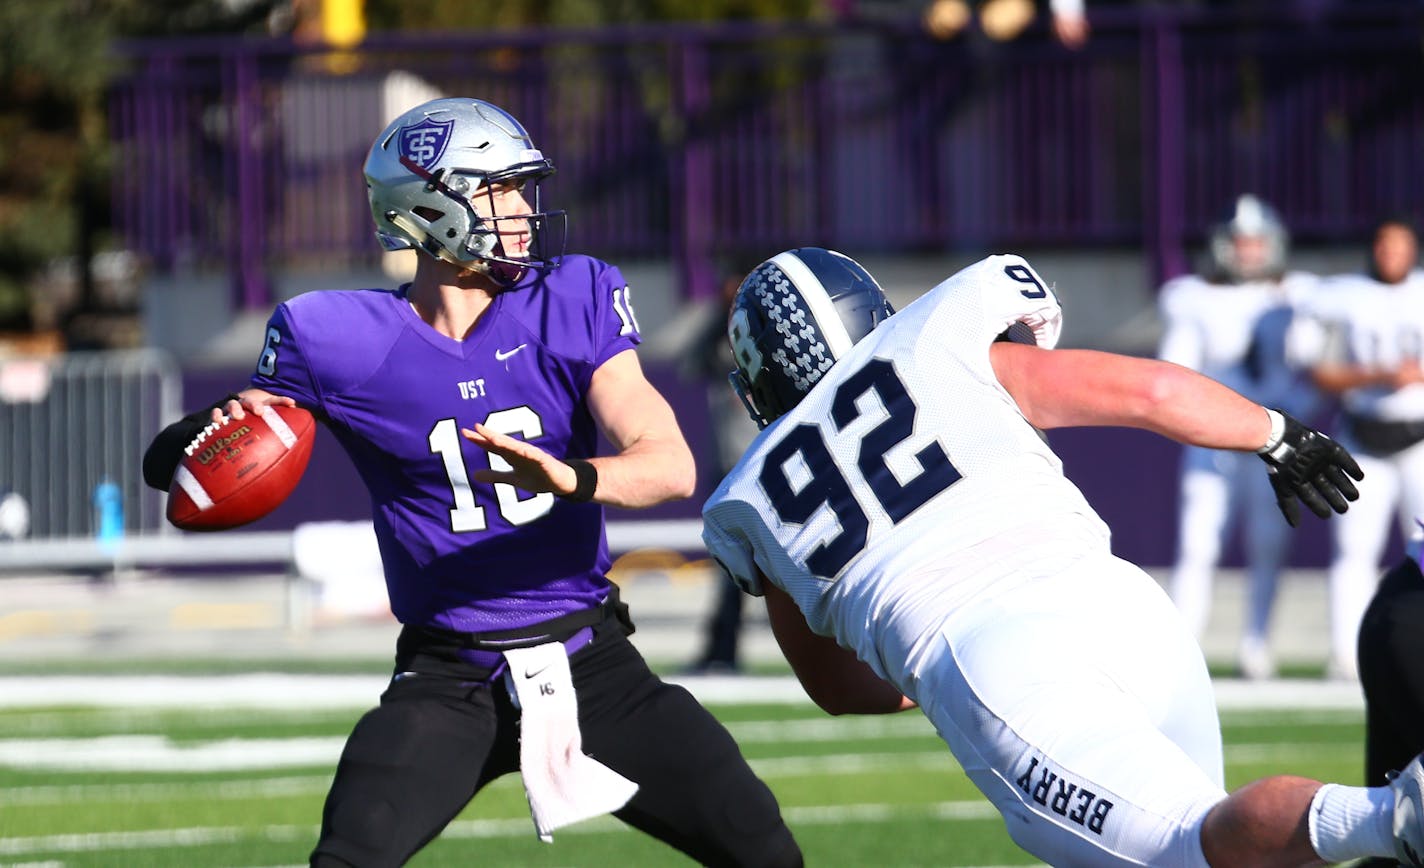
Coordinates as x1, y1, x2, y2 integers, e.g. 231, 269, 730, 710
94, 477, 124, 551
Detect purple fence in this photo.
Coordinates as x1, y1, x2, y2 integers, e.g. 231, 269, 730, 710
108, 7, 1424, 308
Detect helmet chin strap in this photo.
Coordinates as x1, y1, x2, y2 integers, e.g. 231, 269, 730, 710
476, 234, 528, 287
483, 258, 528, 287
729, 371, 770, 429
448, 256, 525, 289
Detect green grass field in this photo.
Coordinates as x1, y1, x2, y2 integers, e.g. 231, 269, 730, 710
0, 677, 1371, 868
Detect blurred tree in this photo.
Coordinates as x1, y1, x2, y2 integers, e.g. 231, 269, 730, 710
0, 0, 284, 335
0, 0, 112, 329
0, 0, 826, 335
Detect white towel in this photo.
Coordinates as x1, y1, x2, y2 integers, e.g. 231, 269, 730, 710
502, 641, 639, 842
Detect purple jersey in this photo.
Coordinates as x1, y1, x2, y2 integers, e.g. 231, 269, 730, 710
250, 255, 641, 632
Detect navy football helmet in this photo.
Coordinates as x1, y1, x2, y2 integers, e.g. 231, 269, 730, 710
364, 98, 567, 285
727, 248, 896, 429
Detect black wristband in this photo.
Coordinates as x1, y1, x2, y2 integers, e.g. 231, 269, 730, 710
562, 459, 598, 503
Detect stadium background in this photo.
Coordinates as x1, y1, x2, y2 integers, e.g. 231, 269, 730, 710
0, 3, 1420, 669
0, 4, 1418, 864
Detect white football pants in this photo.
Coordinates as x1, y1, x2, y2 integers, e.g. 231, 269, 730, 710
914, 552, 1225, 868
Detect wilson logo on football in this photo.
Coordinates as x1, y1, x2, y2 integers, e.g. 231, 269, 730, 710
166, 404, 316, 532
192, 425, 253, 465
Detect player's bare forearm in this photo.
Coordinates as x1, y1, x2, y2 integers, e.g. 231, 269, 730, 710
991, 344, 1274, 451
581, 433, 696, 510
462, 421, 694, 509
764, 583, 914, 715
584, 349, 697, 509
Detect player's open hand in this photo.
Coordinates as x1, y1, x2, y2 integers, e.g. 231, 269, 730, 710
1258, 410, 1364, 527
461, 422, 579, 496
216, 389, 297, 422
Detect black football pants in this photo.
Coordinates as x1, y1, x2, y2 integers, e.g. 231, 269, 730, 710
310, 618, 802, 867
1358, 555, 1424, 786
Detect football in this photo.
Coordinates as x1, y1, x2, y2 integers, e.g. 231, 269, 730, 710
166, 404, 316, 532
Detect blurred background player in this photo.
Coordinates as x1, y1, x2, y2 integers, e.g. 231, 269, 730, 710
1159, 194, 1321, 679
683, 264, 763, 675
1292, 216, 1424, 680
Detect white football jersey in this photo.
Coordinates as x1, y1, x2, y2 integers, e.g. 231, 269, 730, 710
702, 255, 1110, 682
1156, 272, 1311, 375
1295, 271, 1424, 420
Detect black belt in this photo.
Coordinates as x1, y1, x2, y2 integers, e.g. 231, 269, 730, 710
410, 584, 634, 652
1345, 413, 1424, 457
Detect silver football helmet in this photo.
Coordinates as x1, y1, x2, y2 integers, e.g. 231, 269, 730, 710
364, 97, 566, 285
727, 248, 896, 429
1209, 194, 1289, 283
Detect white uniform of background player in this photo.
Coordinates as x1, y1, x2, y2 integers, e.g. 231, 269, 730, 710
1158, 195, 1319, 679
1289, 218, 1424, 680
700, 249, 1420, 868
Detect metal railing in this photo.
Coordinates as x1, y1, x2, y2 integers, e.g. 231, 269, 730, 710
0, 350, 181, 541
106, 7, 1424, 306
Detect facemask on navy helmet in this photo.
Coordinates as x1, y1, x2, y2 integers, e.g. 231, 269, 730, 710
1209, 194, 1288, 283
364, 97, 567, 286
727, 248, 896, 429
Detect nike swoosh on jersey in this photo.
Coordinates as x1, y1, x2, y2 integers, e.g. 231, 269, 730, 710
495, 344, 528, 361
524, 663, 551, 679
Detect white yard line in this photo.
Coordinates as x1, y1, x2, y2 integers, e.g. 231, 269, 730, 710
0, 673, 1364, 710
0, 800, 1019, 857
0, 675, 389, 710
0, 727, 1348, 777
0, 735, 344, 772
0, 775, 332, 806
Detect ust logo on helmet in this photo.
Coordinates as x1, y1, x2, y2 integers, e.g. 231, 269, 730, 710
399, 117, 454, 169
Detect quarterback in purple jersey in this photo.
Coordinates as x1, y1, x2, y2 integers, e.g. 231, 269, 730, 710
251, 254, 638, 628
144, 97, 800, 868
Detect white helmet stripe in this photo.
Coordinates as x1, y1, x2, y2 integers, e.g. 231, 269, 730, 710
769, 251, 854, 360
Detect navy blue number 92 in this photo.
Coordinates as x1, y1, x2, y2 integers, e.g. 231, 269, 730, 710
758, 359, 962, 577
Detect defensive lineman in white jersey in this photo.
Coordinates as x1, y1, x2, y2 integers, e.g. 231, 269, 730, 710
1159, 195, 1320, 680
702, 248, 1424, 867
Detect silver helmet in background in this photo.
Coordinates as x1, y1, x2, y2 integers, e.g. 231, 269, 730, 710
1209, 194, 1289, 283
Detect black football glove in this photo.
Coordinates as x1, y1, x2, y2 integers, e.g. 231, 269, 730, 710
141, 393, 243, 491
1257, 409, 1364, 527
